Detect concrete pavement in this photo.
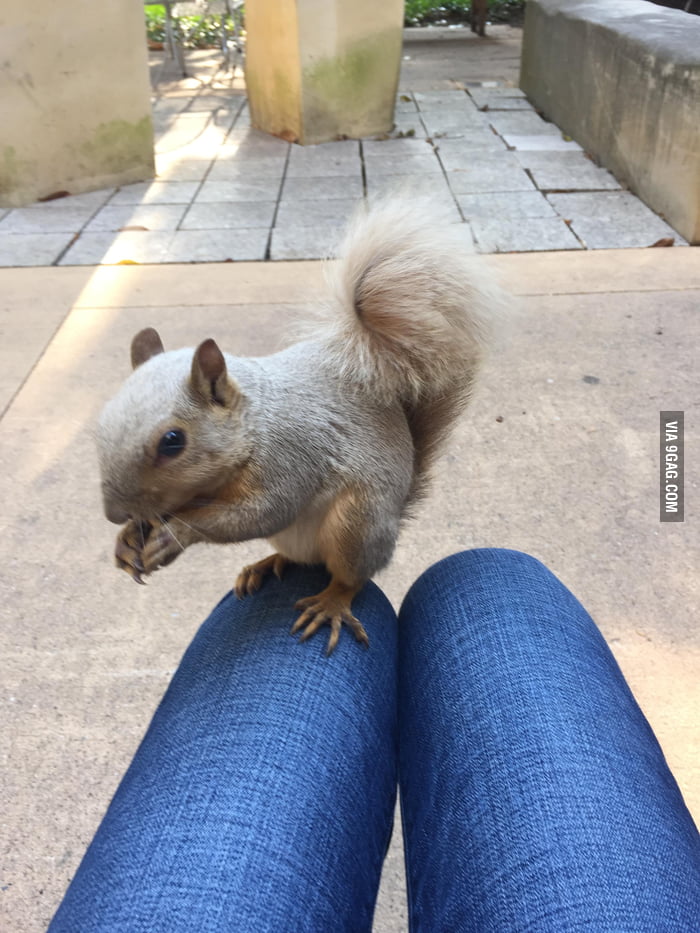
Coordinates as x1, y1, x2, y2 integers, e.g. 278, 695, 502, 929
1, 248, 698, 931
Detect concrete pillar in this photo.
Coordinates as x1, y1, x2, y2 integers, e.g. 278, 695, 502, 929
0, 1, 154, 207
245, 0, 404, 145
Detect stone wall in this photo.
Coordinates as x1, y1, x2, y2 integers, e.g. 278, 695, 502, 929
520, 0, 700, 244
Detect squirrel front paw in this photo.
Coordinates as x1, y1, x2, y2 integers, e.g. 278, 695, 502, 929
115, 519, 183, 583
115, 520, 151, 584
140, 521, 184, 575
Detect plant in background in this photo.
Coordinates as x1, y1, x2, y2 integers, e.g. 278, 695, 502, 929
144, 3, 523, 47
144, 3, 243, 49
145, 4, 167, 45
404, 0, 525, 27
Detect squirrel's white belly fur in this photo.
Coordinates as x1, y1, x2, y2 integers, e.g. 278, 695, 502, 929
268, 491, 337, 564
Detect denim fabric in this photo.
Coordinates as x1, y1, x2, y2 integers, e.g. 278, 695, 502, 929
49, 565, 398, 933
398, 549, 700, 932
49, 551, 700, 932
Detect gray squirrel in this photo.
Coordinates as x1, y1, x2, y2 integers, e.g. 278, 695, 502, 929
97, 199, 508, 653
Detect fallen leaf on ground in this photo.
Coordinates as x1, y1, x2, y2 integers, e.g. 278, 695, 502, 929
38, 190, 71, 202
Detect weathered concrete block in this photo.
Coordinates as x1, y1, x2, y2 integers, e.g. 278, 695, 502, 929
245, 0, 404, 145
520, 0, 700, 244
0, 1, 154, 208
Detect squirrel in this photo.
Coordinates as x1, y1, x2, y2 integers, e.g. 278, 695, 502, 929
97, 199, 507, 654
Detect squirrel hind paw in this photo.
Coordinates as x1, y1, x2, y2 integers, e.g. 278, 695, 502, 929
291, 583, 369, 655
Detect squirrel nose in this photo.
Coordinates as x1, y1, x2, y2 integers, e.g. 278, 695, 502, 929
102, 480, 131, 524
105, 503, 130, 524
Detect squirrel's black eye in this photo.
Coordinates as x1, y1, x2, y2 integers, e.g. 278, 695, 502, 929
157, 429, 186, 458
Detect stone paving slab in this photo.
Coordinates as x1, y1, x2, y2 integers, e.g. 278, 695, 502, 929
58, 228, 271, 265
395, 95, 418, 112
275, 197, 363, 228
516, 151, 622, 192
434, 133, 509, 160
413, 89, 480, 110
153, 159, 212, 182
457, 190, 558, 220
467, 86, 526, 106
109, 180, 202, 205
444, 151, 536, 194
206, 157, 287, 180
224, 127, 290, 152
366, 175, 462, 222
471, 215, 582, 252
164, 228, 270, 262
181, 200, 276, 229
389, 113, 429, 136
0, 232, 77, 267
85, 203, 189, 232
362, 137, 433, 157
269, 225, 341, 261
486, 110, 563, 137
59, 230, 172, 265
1, 205, 100, 235
480, 97, 535, 111
547, 191, 683, 249
501, 133, 583, 152
195, 177, 283, 203
286, 147, 359, 178
419, 110, 491, 137
280, 175, 364, 201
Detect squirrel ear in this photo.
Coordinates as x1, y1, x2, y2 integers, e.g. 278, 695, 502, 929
191, 338, 239, 407
131, 328, 165, 369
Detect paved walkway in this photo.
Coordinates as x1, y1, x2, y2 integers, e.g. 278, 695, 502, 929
0, 28, 685, 267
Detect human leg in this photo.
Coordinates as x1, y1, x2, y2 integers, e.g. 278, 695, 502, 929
49, 565, 398, 933
398, 549, 700, 932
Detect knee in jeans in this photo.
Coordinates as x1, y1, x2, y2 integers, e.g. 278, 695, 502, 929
421, 548, 550, 588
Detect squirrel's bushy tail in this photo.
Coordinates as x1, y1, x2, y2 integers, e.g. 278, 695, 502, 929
321, 198, 510, 483
324, 198, 507, 404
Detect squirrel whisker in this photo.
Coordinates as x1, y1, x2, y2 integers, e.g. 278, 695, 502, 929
161, 519, 187, 553
167, 513, 213, 546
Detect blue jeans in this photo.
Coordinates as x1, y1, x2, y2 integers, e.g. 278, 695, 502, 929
49, 550, 700, 932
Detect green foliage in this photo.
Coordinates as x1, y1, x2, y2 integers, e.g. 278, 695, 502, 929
404, 1, 525, 27
143, 2, 524, 47
144, 4, 241, 49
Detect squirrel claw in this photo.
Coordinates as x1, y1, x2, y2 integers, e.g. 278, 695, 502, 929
292, 582, 368, 655
116, 557, 147, 584
234, 553, 288, 599
114, 519, 151, 584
